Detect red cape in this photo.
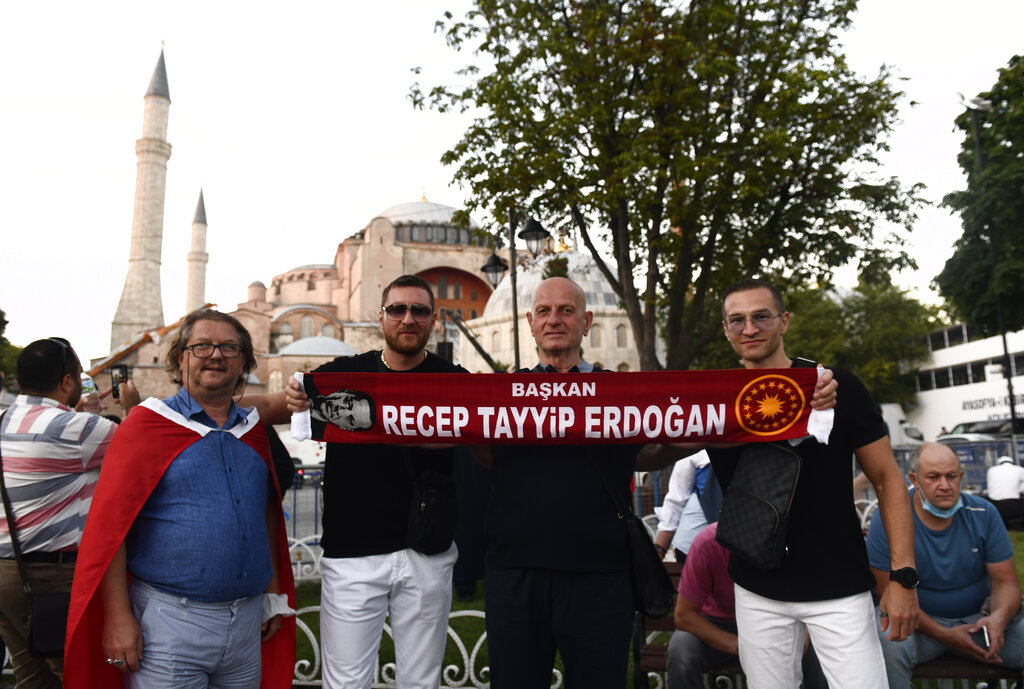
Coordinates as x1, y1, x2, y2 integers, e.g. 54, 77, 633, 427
64, 398, 296, 689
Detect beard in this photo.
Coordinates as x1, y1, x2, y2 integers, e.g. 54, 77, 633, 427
384, 326, 430, 356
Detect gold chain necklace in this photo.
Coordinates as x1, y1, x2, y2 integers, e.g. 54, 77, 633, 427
381, 349, 426, 370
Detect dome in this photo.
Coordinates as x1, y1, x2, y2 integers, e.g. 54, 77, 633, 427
277, 336, 357, 357
481, 251, 621, 318
377, 201, 480, 230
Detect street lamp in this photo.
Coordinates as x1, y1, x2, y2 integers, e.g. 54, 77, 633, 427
479, 211, 551, 370
960, 94, 1019, 461
481, 252, 508, 288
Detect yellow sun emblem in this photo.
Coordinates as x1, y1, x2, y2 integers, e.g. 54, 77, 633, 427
735, 374, 805, 436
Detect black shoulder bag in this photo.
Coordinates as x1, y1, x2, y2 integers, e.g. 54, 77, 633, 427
715, 442, 802, 570
0, 410, 72, 658
590, 451, 675, 619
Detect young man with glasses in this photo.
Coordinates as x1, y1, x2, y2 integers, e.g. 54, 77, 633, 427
258, 274, 467, 689
0, 338, 138, 689
706, 278, 919, 689
65, 309, 295, 689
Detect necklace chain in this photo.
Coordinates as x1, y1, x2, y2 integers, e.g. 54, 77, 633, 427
381, 349, 426, 370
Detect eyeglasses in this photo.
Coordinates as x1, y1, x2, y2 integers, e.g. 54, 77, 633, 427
185, 343, 243, 358
723, 312, 783, 334
382, 303, 433, 322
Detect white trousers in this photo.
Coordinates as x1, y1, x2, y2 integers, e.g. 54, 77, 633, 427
734, 585, 889, 689
320, 544, 458, 689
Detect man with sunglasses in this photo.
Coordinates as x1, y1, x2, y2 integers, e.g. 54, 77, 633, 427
1, 338, 138, 689
65, 310, 295, 689
252, 274, 467, 689
705, 278, 919, 689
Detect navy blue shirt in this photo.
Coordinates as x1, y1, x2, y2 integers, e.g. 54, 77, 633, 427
126, 388, 272, 602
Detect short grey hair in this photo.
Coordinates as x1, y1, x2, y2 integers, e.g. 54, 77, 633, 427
908, 442, 960, 475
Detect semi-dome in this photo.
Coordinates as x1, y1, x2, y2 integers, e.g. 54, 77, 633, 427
481, 250, 621, 319
277, 336, 357, 357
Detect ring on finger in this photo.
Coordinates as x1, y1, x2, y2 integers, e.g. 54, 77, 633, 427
106, 658, 127, 667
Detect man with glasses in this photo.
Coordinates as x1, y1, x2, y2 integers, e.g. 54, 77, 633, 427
65, 310, 294, 689
706, 278, 919, 689
255, 274, 466, 689
0, 338, 138, 689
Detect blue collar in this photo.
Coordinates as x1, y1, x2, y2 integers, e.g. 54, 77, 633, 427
170, 387, 247, 430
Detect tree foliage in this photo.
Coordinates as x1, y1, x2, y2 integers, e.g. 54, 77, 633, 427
936, 54, 1024, 336
414, 0, 922, 370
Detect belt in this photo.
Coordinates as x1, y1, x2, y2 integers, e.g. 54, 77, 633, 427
4, 551, 78, 564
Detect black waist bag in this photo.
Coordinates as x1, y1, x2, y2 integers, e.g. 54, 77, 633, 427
716, 442, 802, 570
406, 468, 458, 555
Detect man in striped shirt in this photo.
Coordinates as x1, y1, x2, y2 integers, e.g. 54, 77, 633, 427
0, 338, 137, 688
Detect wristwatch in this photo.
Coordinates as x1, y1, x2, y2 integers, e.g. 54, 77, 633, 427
889, 567, 920, 590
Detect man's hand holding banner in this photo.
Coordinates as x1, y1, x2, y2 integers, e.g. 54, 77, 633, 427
294, 368, 834, 446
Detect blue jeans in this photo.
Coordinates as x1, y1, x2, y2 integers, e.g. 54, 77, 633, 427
878, 609, 1024, 689
127, 579, 262, 689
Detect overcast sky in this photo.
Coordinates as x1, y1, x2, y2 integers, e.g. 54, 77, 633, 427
1, 0, 1021, 364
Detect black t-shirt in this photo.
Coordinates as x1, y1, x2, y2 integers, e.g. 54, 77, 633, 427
315, 351, 466, 558
709, 360, 886, 601
487, 365, 639, 573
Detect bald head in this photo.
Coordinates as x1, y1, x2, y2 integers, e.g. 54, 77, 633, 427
532, 277, 585, 312
528, 277, 593, 367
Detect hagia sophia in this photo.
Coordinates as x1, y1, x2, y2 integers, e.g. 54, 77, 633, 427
96, 51, 643, 403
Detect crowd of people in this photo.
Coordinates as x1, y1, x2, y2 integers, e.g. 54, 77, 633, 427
0, 273, 1022, 689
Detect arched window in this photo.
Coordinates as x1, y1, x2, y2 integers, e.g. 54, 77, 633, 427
268, 370, 283, 393
615, 324, 627, 348
301, 315, 314, 339
321, 323, 335, 338
590, 324, 602, 347
454, 283, 462, 299
617, 363, 631, 372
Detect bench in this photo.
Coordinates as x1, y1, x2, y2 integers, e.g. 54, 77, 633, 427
631, 561, 1023, 689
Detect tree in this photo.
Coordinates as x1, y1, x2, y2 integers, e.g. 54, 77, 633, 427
788, 281, 936, 404
414, 0, 922, 370
0, 308, 21, 390
936, 54, 1024, 336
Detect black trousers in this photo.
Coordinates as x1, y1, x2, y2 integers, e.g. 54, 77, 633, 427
484, 566, 634, 689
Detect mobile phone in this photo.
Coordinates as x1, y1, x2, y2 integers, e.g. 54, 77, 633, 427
983, 625, 990, 650
110, 365, 129, 400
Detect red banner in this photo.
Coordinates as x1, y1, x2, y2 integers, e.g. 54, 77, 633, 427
297, 368, 832, 445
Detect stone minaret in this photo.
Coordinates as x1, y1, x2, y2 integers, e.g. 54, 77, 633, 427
185, 190, 208, 314
110, 50, 172, 349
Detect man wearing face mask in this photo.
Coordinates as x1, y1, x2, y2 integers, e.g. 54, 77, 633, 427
867, 442, 1024, 687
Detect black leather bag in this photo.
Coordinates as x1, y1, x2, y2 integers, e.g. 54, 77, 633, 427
405, 463, 458, 556
27, 591, 72, 658
716, 442, 802, 570
622, 510, 676, 618
590, 453, 675, 619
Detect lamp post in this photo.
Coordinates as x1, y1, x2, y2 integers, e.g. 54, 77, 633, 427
961, 94, 1019, 461
480, 211, 551, 370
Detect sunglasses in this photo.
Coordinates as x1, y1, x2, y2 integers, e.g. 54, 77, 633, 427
382, 303, 433, 322
48, 337, 73, 376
